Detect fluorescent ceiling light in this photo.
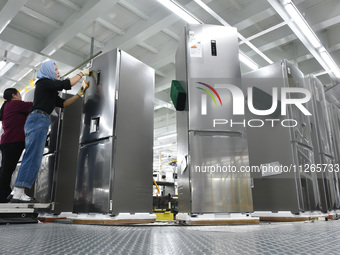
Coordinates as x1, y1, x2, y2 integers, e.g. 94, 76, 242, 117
153, 143, 175, 149
0, 62, 14, 76
157, 0, 201, 24
319, 50, 340, 78
284, 1, 321, 49
0, 60, 6, 70
157, 133, 177, 141
239, 52, 259, 70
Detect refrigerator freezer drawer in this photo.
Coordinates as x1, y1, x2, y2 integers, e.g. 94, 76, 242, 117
73, 138, 113, 213
188, 131, 253, 213
34, 153, 56, 203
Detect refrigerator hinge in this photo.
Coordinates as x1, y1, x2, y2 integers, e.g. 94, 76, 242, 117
110, 200, 113, 211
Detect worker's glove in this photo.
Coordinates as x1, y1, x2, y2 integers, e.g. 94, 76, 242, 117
80, 68, 90, 76
77, 80, 90, 97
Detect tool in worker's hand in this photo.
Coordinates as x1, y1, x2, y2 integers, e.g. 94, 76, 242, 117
77, 80, 90, 97
82, 80, 90, 91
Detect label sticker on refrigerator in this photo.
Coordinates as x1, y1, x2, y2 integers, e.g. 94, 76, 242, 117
189, 31, 202, 58
261, 161, 282, 176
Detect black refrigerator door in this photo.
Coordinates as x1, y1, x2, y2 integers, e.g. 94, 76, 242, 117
73, 138, 113, 213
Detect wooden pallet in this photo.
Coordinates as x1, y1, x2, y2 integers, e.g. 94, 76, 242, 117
178, 218, 260, 225
69, 213, 156, 225
176, 213, 260, 225
71, 218, 156, 225
259, 216, 319, 222
37, 216, 68, 223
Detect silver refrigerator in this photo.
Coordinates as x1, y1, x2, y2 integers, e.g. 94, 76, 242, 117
34, 92, 83, 214
73, 49, 154, 215
307, 75, 340, 212
327, 103, 340, 200
176, 24, 253, 214
327, 104, 340, 165
243, 60, 320, 213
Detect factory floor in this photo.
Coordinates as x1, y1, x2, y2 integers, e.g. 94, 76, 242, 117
1, 219, 340, 255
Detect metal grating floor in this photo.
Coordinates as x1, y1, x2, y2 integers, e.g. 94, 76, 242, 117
1, 220, 340, 254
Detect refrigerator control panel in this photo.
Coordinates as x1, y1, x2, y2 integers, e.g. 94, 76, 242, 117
211, 40, 217, 56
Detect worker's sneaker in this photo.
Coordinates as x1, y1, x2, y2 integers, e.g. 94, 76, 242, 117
6, 190, 14, 201
10, 194, 37, 203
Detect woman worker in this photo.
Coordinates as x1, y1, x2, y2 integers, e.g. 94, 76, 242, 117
0, 88, 33, 202
10, 60, 90, 203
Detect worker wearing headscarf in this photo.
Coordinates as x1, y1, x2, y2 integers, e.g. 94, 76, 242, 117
11, 60, 90, 203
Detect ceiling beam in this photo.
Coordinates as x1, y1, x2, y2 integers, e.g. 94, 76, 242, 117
55, 0, 81, 12
161, 28, 180, 41
101, 0, 206, 54
76, 33, 104, 48
138, 41, 158, 54
119, 0, 149, 20
97, 18, 125, 35
0, 0, 29, 34
20, 6, 61, 28
41, 0, 120, 56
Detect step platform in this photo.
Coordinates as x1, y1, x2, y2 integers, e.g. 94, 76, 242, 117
176, 213, 260, 225
251, 211, 328, 222
0, 203, 51, 224
68, 213, 156, 225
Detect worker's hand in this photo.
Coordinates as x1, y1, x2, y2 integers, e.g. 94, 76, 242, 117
77, 80, 90, 97
80, 68, 90, 76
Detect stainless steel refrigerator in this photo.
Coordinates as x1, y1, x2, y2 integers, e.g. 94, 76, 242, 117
327, 104, 340, 165
34, 92, 83, 214
307, 75, 340, 211
175, 24, 253, 214
73, 49, 154, 215
327, 103, 340, 201
243, 60, 320, 213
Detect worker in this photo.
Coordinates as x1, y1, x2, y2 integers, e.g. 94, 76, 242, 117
0, 88, 33, 203
10, 60, 90, 203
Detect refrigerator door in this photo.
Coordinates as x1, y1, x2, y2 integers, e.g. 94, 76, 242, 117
184, 24, 243, 132
110, 50, 154, 215
34, 153, 56, 203
293, 144, 321, 211
321, 155, 339, 210
52, 94, 83, 214
308, 76, 332, 155
188, 131, 253, 213
73, 138, 113, 213
185, 24, 241, 79
328, 104, 340, 163
243, 60, 313, 147
188, 78, 245, 132
283, 61, 313, 147
80, 49, 119, 144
